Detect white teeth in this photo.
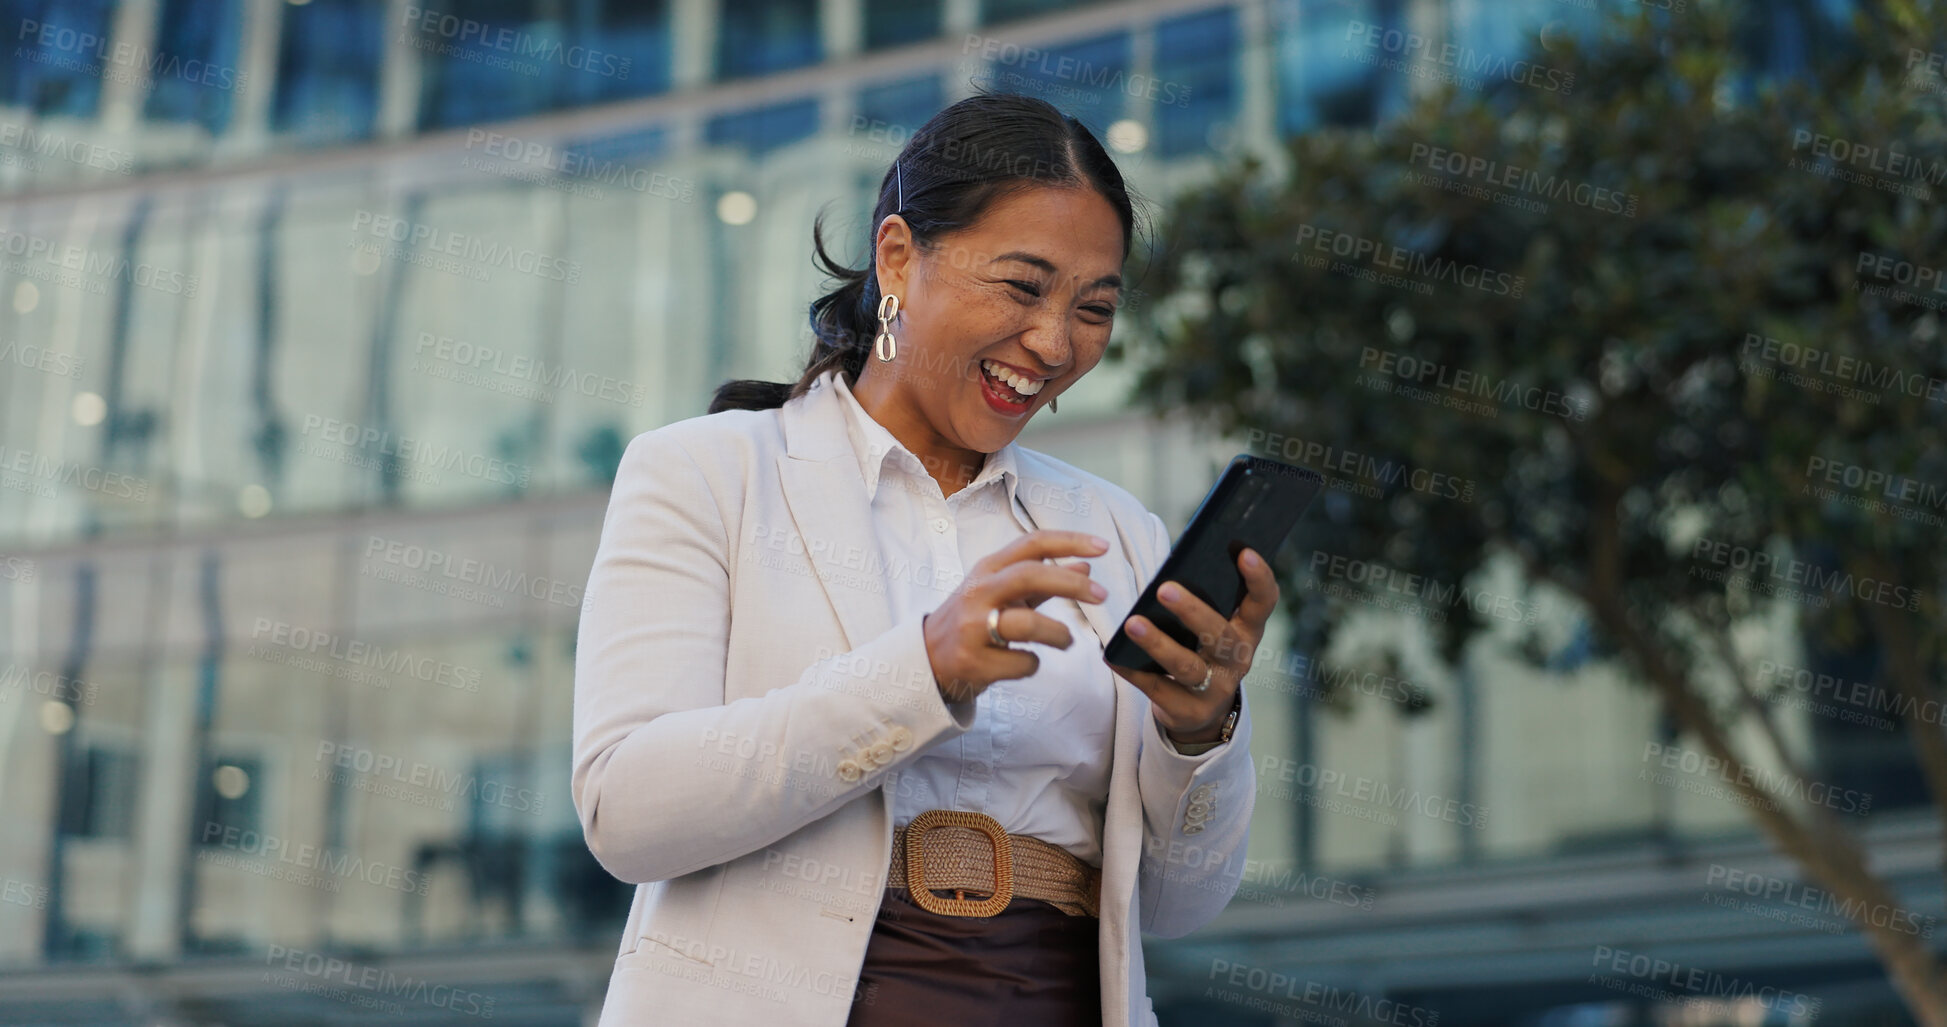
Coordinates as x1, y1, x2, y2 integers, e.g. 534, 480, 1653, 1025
981, 359, 1043, 397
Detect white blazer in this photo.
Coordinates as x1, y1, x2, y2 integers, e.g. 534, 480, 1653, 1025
572, 368, 1255, 1026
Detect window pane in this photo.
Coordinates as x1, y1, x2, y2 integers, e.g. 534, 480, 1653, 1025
142, 0, 245, 134
271, 0, 385, 142
717, 0, 821, 79
1153, 7, 1237, 157
704, 98, 820, 156
864, 0, 941, 50
2, 0, 116, 117
412, 0, 559, 131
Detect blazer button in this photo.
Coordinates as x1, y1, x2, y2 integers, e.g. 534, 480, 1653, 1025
837, 759, 864, 782
1184, 823, 1204, 835
867, 740, 894, 766
888, 726, 914, 751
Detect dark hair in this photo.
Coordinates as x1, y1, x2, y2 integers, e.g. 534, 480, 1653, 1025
708, 91, 1139, 414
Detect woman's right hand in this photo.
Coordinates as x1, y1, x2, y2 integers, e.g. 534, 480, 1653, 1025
921, 530, 1112, 704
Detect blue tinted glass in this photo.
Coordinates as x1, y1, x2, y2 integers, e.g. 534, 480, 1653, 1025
717, 0, 821, 79
983, 31, 1130, 136
143, 0, 244, 133
557, 0, 672, 104
864, 0, 941, 49
705, 98, 820, 156
271, 0, 384, 141
857, 74, 943, 140
412, 0, 561, 130
2, 0, 115, 116
984, 0, 1086, 25
1274, 0, 1390, 136
1153, 7, 1236, 157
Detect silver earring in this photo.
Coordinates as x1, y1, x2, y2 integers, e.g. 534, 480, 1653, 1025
1050, 396, 1058, 412
875, 293, 899, 362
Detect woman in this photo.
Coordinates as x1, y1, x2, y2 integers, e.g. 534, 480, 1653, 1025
572, 93, 1275, 1027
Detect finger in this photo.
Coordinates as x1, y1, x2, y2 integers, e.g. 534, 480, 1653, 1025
979, 530, 1110, 575
986, 560, 1107, 610
1232, 547, 1281, 641
994, 606, 1076, 650
1017, 559, 1096, 609
1153, 579, 1232, 661
1120, 613, 1210, 686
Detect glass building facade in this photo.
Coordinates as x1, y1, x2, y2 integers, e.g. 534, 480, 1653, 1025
0, 0, 1930, 1024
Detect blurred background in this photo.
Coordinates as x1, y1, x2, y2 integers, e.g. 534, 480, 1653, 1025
0, 0, 1941, 1024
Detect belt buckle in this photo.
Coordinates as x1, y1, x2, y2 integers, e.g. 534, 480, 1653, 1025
906, 809, 1013, 918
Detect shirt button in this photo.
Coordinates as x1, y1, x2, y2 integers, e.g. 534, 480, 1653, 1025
931, 517, 949, 533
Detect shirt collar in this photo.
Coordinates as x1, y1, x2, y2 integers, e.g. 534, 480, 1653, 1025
827, 368, 1021, 509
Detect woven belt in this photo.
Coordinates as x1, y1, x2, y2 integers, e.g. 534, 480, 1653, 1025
888, 809, 1101, 919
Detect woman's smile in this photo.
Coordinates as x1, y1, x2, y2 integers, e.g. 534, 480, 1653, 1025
977, 358, 1044, 416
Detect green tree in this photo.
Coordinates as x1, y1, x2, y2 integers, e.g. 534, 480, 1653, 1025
1130, 0, 1947, 1020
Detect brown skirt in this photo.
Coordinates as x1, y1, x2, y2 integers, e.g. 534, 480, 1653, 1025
844, 887, 1102, 1027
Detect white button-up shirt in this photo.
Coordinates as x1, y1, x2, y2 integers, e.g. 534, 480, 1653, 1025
829, 371, 1119, 867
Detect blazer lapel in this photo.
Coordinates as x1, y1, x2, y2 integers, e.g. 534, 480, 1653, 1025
775, 376, 898, 652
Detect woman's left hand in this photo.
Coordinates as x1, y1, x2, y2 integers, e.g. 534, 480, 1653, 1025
1107, 547, 1280, 744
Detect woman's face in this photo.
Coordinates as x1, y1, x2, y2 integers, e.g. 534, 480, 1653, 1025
867, 183, 1126, 458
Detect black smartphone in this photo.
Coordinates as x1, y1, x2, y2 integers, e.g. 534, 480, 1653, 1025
1102, 455, 1324, 676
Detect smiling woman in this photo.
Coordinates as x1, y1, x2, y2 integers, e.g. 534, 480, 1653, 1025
576, 92, 1270, 1027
